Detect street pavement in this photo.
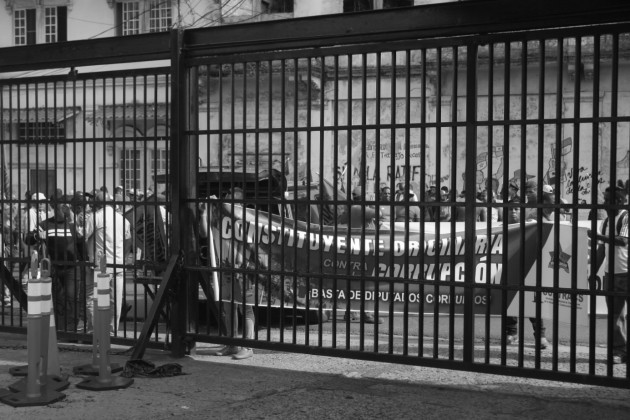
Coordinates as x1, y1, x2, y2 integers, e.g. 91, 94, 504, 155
0, 331, 629, 419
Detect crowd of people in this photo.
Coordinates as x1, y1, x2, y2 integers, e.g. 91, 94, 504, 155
0, 186, 168, 336
2, 177, 627, 366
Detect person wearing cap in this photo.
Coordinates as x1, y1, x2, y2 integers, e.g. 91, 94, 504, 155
26, 194, 87, 332
80, 191, 132, 335
587, 184, 629, 364
19, 192, 52, 279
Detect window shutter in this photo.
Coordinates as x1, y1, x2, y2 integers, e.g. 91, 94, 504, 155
26, 9, 36, 45
57, 6, 67, 42
116, 3, 123, 36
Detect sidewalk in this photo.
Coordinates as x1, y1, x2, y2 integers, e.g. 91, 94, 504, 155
0, 332, 629, 419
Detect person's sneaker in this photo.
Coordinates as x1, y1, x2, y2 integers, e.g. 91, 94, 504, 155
211, 345, 239, 356
232, 347, 254, 360
538, 337, 550, 350
612, 354, 627, 364
506, 335, 518, 345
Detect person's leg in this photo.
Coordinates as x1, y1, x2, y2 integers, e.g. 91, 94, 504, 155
529, 317, 549, 349
505, 316, 518, 344
233, 303, 254, 360
85, 267, 95, 333
211, 301, 240, 356
62, 266, 79, 331
611, 274, 628, 361
529, 318, 546, 337
232, 274, 255, 359
110, 271, 124, 335
76, 265, 86, 331
53, 268, 68, 329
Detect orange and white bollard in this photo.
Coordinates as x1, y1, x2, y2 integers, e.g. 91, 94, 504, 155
73, 253, 122, 376
9, 259, 64, 380
1, 253, 67, 407
76, 254, 132, 391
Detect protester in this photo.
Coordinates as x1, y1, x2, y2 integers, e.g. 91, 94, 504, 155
394, 189, 421, 222
20, 192, 52, 279
26, 194, 87, 331
433, 186, 452, 221
475, 190, 488, 222
541, 184, 555, 221
200, 188, 256, 359
505, 180, 549, 349
587, 184, 628, 364
378, 186, 393, 224
455, 190, 466, 221
524, 179, 538, 221
481, 190, 502, 223
114, 185, 126, 214
80, 191, 132, 335
506, 180, 521, 224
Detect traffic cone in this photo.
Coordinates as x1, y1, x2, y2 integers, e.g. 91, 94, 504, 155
73, 255, 122, 376
1, 254, 67, 407
76, 254, 133, 391
9, 259, 64, 380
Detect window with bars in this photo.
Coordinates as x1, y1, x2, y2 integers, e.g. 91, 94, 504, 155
154, 148, 169, 175
14, 9, 36, 45
261, 0, 294, 13
120, 1, 141, 35
122, 149, 142, 190
13, 6, 67, 45
18, 122, 66, 143
149, 0, 172, 32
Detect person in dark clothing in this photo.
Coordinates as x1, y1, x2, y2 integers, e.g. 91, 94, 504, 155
26, 194, 87, 331
504, 179, 548, 349
506, 180, 521, 224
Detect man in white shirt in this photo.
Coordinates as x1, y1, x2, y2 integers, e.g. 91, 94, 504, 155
81, 191, 132, 335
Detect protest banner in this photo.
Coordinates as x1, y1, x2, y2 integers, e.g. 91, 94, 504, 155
207, 203, 594, 324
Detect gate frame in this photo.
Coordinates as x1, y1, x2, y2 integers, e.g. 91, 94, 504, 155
2, 0, 630, 387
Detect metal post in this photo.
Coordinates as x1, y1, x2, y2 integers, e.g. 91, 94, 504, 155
463, 42, 479, 363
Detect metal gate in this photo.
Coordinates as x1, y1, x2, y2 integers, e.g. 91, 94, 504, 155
2, 0, 630, 388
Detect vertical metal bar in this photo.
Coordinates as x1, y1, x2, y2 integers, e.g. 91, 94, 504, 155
170, 28, 199, 357
463, 42, 478, 364
570, 36, 583, 373
401, 48, 411, 356
588, 33, 602, 376
291, 57, 299, 345
432, 46, 442, 360
606, 32, 619, 378
370, 51, 378, 352
449, 45, 458, 360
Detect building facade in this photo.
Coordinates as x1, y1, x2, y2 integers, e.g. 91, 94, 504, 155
1, 1, 629, 214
